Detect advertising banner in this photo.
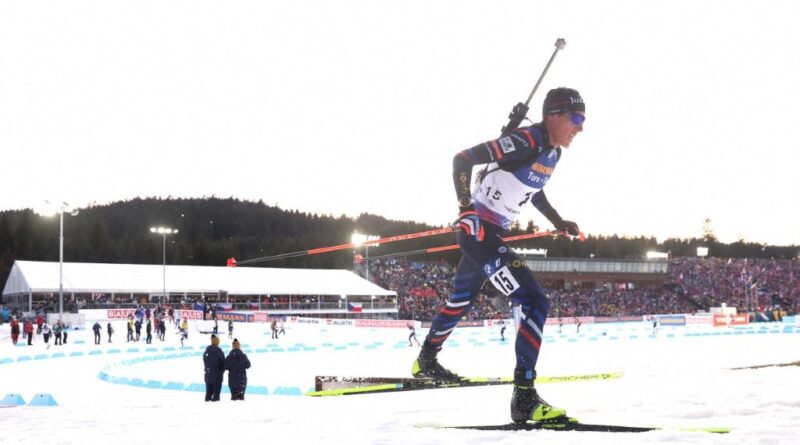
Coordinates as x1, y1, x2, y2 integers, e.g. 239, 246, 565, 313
544, 316, 595, 325
685, 314, 713, 324
484, 319, 514, 327
355, 319, 413, 328
712, 314, 749, 327
593, 316, 644, 324
657, 315, 686, 326
420, 320, 483, 328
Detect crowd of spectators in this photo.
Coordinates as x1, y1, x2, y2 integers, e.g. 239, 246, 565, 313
368, 256, 800, 320
368, 258, 506, 321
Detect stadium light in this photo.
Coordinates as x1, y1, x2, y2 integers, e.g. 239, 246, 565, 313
352, 232, 380, 282
37, 200, 79, 317
646, 251, 669, 260
150, 227, 179, 304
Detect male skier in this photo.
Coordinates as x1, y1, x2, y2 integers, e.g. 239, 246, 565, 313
412, 88, 586, 424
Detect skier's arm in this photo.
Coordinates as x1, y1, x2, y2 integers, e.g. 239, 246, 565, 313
453, 128, 542, 211
530, 190, 579, 236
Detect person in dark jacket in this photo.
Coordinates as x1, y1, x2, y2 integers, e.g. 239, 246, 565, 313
107, 322, 114, 343
225, 338, 251, 401
134, 319, 142, 342
203, 334, 226, 402
92, 322, 102, 345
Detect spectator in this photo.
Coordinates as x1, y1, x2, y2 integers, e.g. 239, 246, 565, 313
10, 317, 20, 345
225, 338, 251, 401
125, 316, 133, 342
92, 321, 101, 345
36, 314, 44, 335
203, 334, 226, 402
145, 319, 153, 344
53, 321, 63, 346
134, 319, 142, 342
24, 319, 34, 345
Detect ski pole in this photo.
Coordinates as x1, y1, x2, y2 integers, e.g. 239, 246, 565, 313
234, 226, 456, 266
501, 38, 567, 135
367, 229, 585, 261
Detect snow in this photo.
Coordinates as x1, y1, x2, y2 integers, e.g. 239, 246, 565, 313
1, 319, 799, 444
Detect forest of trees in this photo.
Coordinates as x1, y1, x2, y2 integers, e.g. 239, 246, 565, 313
1, 197, 797, 295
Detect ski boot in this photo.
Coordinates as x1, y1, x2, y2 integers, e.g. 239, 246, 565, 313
511, 370, 569, 423
411, 347, 461, 381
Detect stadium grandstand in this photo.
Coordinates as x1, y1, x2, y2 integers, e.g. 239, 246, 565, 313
1, 260, 397, 319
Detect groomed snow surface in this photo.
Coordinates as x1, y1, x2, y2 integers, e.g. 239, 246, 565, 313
1, 319, 799, 445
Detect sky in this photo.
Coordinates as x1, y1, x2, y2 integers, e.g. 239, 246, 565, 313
1, 0, 799, 246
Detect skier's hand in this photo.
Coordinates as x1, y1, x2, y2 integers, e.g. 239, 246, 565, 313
457, 207, 485, 242
555, 219, 580, 237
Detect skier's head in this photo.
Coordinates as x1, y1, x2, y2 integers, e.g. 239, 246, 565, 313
542, 87, 585, 148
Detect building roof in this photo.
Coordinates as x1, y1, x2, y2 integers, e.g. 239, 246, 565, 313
2, 260, 396, 297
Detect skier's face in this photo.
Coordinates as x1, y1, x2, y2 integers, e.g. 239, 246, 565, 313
546, 111, 584, 148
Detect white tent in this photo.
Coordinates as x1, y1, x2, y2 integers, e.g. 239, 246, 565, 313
2, 260, 396, 297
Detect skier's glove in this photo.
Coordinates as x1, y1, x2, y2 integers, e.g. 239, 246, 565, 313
554, 219, 580, 237
457, 206, 485, 242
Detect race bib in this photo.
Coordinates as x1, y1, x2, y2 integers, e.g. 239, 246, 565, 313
489, 266, 520, 296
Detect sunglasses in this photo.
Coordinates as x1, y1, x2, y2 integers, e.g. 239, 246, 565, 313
570, 113, 586, 126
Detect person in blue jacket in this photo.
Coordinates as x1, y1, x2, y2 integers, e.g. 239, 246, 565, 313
225, 338, 251, 401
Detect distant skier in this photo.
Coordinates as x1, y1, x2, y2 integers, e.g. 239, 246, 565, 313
500, 324, 507, 342
42, 323, 52, 349
107, 322, 114, 343
179, 327, 189, 348
278, 320, 285, 337
213, 319, 219, 335
228, 320, 234, 339
408, 322, 420, 347
271, 319, 278, 340
651, 317, 658, 335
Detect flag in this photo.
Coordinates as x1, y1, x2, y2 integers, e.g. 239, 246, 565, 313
347, 302, 363, 313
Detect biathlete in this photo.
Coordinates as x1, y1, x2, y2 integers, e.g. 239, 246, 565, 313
412, 88, 586, 424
